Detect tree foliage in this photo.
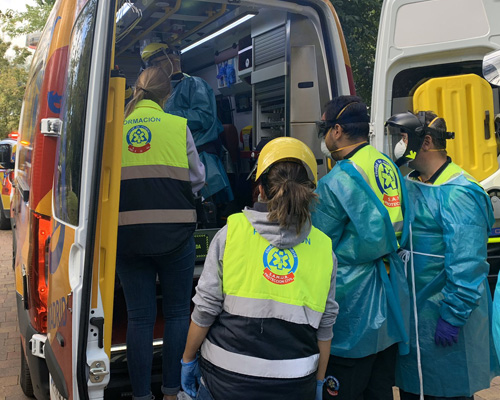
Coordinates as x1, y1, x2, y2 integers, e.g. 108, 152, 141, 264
0, 40, 30, 138
333, 0, 383, 106
0, 0, 55, 37
0, 1, 55, 138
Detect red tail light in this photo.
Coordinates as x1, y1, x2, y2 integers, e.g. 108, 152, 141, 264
29, 212, 51, 333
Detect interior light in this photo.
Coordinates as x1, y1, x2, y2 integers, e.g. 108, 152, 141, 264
180, 13, 257, 54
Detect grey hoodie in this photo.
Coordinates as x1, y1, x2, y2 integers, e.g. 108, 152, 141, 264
192, 203, 339, 341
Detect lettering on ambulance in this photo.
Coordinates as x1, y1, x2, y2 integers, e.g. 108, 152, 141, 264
48, 295, 67, 330
374, 159, 400, 207
126, 124, 152, 153
47, 91, 62, 113
263, 245, 299, 285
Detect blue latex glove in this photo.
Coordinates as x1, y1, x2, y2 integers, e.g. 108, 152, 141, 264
434, 317, 459, 347
316, 379, 324, 400
180, 356, 201, 397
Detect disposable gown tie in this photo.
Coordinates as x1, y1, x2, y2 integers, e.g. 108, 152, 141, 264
396, 174, 500, 398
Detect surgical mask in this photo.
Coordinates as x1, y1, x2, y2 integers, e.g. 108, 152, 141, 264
394, 139, 407, 160
321, 138, 333, 159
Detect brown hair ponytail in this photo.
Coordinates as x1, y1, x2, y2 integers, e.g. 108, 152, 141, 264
124, 66, 171, 118
263, 162, 317, 234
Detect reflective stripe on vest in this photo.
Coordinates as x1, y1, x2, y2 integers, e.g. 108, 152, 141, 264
120, 100, 193, 227
121, 165, 189, 181
433, 162, 477, 186
118, 209, 196, 226
349, 145, 404, 235
201, 213, 333, 379
201, 338, 320, 379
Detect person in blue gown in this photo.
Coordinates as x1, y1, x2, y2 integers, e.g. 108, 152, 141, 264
386, 111, 500, 399
312, 96, 411, 400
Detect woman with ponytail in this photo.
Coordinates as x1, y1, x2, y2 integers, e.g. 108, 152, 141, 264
181, 137, 338, 400
118, 66, 205, 400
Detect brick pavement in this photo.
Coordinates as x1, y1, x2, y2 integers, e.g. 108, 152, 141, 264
0, 228, 29, 400
1, 227, 500, 399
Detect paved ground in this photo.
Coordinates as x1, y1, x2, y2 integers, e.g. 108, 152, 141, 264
0, 228, 29, 400
1, 227, 500, 399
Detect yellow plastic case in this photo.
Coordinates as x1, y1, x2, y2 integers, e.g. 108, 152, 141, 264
413, 74, 498, 182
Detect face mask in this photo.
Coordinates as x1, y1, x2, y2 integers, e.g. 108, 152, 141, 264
321, 138, 333, 159
394, 139, 407, 160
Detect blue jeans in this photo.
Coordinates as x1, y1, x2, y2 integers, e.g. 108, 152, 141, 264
117, 237, 195, 400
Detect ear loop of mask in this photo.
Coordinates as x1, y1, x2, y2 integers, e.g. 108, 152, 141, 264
152, 48, 174, 78
325, 124, 367, 154
329, 141, 368, 154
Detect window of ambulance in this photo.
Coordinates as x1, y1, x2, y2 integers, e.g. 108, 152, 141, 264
54, 0, 98, 226
16, 6, 58, 185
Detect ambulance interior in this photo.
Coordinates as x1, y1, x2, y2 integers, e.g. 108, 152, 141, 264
107, 0, 336, 395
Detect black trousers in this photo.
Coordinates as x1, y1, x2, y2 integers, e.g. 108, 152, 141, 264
323, 344, 398, 400
399, 390, 473, 400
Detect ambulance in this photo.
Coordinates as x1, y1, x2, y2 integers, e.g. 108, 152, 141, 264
8, 0, 354, 398
0, 133, 17, 230
371, 0, 500, 295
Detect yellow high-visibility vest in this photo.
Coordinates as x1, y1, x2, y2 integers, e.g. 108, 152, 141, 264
223, 213, 333, 313
349, 145, 404, 236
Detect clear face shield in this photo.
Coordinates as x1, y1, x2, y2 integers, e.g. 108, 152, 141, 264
386, 124, 410, 166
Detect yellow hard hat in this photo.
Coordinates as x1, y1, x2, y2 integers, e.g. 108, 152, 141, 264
255, 137, 317, 184
141, 42, 170, 62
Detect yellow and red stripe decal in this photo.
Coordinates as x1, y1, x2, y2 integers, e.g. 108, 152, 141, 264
321, 0, 356, 95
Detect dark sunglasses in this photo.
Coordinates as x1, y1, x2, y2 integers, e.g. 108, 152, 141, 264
316, 121, 334, 138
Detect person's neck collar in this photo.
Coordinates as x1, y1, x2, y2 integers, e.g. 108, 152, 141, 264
343, 141, 369, 159
171, 72, 184, 81
335, 140, 368, 160
414, 153, 449, 183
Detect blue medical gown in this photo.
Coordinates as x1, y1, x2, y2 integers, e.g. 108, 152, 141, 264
494, 270, 500, 367
312, 160, 410, 358
165, 75, 233, 201
396, 174, 499, 397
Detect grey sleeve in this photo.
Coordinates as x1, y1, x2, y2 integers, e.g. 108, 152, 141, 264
191, 226, 227, 327
317, 251, 339, 341
186, 126, 205, 193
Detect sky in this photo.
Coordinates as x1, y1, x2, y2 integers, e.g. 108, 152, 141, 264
0, 0, 36, 51
0, 0, 35, 12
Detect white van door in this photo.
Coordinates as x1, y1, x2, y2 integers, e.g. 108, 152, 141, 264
370, 0, 500, 294
48, 0, 116, 399
371, 0, 500, 159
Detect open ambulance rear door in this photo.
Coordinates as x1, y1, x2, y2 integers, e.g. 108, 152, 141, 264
47, 0, 118, 398
371, 0, 500, 295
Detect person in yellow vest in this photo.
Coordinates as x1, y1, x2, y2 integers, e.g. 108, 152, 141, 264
117, 66, 205, 400
312, 95, 411, 400
386, 111, 500, 399
180, 137, 338, 400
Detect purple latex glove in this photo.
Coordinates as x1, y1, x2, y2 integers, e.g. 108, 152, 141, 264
434, 317, 459, 347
